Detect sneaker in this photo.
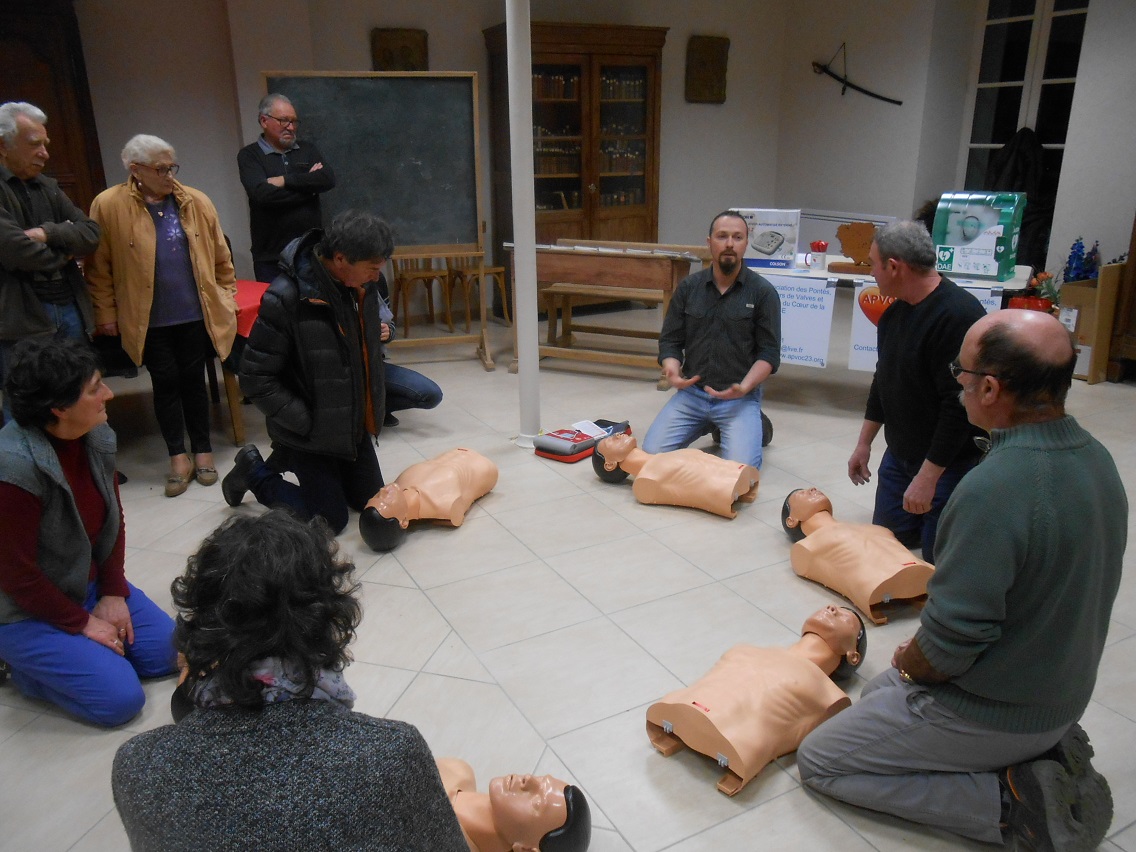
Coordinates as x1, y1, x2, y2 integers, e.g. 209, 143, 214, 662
1042, 724, 1114, 845
1002, 757, 1112, 851
222, 445, 265, 507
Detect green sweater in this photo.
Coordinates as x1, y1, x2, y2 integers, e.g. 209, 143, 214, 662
916, 416, 1126, 733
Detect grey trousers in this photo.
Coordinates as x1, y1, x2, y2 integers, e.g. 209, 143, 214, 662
797, 668, 1070, 843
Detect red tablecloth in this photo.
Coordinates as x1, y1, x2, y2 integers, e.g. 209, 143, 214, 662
235, 279, 269, 338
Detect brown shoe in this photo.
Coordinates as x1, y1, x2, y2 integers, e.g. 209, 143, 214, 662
196, 466, 218, 486
165, 467, 197, 497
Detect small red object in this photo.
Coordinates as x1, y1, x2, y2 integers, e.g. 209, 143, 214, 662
810, 240, 829, 252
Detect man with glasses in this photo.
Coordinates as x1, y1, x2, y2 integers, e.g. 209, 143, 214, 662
800, 309, 1124, 850
0, 101, 100, 420
238, 93, 335, 282
846, 219, 986, 561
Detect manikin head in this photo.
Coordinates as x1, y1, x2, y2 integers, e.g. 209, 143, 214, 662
359, 490, 409, 552
800, 605, 867, 680
592, 433, 635, 484
781, 488, 834, 542
485, 775, 591, 852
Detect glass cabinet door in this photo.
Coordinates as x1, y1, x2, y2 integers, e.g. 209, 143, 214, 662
532, 63, 583, 214
596, 63, 648, 210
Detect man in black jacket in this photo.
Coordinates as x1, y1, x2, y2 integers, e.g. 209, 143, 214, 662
223, 210, 391, 534
237, 94, 335, 283
0, 101, 100, 420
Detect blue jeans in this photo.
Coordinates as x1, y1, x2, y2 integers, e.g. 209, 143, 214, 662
1, 299, 87, 421
0, 582, 177, 726
384, 361, 443, 413
642, 384, 766, 468
873, 448, 977, 561
798, 668, 1069, 844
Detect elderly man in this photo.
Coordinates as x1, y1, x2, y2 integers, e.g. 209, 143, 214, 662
847, 220, 986, 561
0, 102, 100, 418
642, 209, 781, 469
237, 93, 335, 283
799, 309, 1125, 850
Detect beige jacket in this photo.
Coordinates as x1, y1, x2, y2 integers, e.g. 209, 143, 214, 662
86, 178, 237, 365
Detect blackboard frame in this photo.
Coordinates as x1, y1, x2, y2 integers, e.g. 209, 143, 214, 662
262, 71, 483, 257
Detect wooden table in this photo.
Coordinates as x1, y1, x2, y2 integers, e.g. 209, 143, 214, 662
508, 245, 693, 378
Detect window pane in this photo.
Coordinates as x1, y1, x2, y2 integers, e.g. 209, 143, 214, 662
1053, 0, 1088, 11
965, 149, 992, 190
979, 21, 1034, 83
1035, 83, 1076, 143
971, 86, 1023, 144
987, 0, 1035, 19
1043, 13, 1086, 78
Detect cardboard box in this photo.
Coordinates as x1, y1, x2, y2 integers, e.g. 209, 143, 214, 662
1058, 263, 1122, 384
932, 192, 1025, 281
736, 208, 801, 270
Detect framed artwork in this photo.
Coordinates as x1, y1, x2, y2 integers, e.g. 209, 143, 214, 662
371, 28, 428, 72
685, 35, 729, 103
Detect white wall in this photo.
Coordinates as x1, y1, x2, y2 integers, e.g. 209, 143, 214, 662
72, 0, 1135, 282
75, 0, 252, 277
1048, 0, 1136, 273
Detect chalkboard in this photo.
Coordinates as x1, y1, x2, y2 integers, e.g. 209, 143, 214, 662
264, 72, 482, 253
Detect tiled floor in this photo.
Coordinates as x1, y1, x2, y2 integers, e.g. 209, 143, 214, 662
3, 289, 1136, 851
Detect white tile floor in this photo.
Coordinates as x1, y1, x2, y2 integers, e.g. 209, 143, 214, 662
3, 289, 1135, 851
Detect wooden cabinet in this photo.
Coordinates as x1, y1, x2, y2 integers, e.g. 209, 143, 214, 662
483, 22, 667, 271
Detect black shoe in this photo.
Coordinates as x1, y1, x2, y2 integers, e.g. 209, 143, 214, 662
0, 657, 9, 686
222, 444, 265, 507
1002, 755, 1112, 851
383, 412, 400, 427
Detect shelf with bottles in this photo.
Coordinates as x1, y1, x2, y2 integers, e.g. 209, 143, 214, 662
598, 139, 645, 173
598, 172, 645, 208
533, 138, 582, 177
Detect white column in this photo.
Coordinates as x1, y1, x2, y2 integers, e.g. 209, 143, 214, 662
505, 0, 541, 447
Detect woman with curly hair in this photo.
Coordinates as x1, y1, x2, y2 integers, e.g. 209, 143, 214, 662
111, 510, 467, 851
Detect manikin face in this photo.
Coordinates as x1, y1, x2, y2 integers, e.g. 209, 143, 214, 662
487, 774, 568, 851
600, 432, 636, 463
801, 605, 862, 658
1, 115, 50, 180
259, 98, 298, 151
787, 488, 834, 523
51, 372, 113, 436
130, 154, 177, 200
372, 483, 410, 528
707, 214, 748, 276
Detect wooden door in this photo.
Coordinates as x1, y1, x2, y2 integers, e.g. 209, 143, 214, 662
0, 0, 105, 211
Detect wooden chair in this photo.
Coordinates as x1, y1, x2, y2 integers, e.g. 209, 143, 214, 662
392, 258, 447, 336
445, 255, 511, 331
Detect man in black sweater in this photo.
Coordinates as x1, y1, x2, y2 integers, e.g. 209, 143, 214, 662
846, 220, 986, 561
237, 94, 335, 283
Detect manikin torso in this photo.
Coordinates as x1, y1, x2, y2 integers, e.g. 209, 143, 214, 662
614, 445, 758, 518
792, 513, 934, 624
646, 639, 849, 795
391, 448, 498, 526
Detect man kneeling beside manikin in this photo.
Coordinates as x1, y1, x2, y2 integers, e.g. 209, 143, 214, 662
646, 605, 865, 796
435, 758, 591, 852
593, 432, 758, 519
782, 488, 934, 624
360, 448, 498, 552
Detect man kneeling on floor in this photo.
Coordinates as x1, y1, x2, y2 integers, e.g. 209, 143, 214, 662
797, 309, 1126, 851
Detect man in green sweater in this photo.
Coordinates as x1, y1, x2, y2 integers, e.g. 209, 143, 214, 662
798, 309, 1125, 850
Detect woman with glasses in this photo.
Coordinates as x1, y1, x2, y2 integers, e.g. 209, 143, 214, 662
86, 134, 237, 496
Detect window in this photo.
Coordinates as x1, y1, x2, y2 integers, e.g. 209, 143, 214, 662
962, 0, 1089, 201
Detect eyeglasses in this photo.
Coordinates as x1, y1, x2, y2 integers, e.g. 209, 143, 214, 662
136, 163, 179, 177
264, 114, 299, 128
949, 359, 1001, 381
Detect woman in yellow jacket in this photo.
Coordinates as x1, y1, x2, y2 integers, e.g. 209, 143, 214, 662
87, 135, 237, 496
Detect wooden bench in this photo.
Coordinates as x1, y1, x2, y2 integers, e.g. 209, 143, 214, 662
543, 282, 667, 347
